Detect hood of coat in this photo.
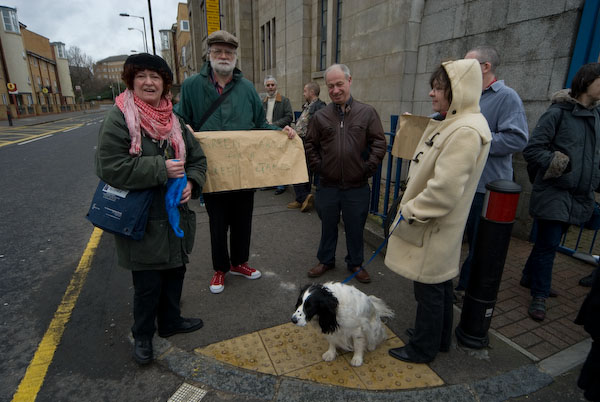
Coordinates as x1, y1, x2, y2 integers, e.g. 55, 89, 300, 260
442, 59, 483, 117
551, 88, 600, 109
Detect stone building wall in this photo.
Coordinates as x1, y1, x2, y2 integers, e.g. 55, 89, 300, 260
409, 0, 584, 238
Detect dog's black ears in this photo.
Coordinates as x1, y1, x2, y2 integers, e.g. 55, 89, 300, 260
317, 289, 339, 334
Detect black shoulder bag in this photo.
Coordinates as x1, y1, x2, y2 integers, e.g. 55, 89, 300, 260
196, 80, 237, 130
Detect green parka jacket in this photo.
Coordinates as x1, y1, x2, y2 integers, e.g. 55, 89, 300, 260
175, 62, 277, 131
95, 106, 207, 271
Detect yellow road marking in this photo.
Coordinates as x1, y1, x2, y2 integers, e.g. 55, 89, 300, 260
11, 228, 103, 402
0, 124, 83, 148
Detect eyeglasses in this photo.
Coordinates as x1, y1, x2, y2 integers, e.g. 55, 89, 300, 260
209, 48, 236, 57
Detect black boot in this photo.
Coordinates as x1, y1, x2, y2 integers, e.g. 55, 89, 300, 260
133, 338, 153, 365
579, 273, 595, 287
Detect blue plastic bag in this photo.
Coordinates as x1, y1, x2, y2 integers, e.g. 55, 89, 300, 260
165, 172, 187, 238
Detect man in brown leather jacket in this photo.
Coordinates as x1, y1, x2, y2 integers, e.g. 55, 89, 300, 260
304, 64, 386, 283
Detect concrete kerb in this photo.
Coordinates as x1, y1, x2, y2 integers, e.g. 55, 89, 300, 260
149, 335, 557, 401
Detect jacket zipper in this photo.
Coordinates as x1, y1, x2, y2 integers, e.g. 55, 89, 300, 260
340, 114, 345, 187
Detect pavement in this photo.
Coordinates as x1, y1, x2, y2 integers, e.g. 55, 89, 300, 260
0, 107, 105, 127
8, 110, 596, 401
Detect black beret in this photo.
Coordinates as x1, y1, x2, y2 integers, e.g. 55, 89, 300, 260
124, 53, 173, 81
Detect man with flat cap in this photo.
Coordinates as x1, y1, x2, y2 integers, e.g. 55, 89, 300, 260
175, 30, 296, 295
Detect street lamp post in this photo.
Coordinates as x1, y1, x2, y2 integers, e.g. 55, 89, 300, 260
128, 27, 147, 52
119, 13, 148, 54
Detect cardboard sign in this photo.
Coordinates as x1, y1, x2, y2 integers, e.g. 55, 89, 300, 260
193, 130, 309, 193
391, 114, 430, 160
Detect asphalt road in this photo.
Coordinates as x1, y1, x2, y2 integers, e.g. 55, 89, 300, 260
0, 111, 185, 402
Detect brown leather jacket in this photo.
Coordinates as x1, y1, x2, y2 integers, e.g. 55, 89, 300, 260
305, 99, 386, 189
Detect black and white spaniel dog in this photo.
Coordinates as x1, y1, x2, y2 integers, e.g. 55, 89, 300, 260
291, 282, 394, 367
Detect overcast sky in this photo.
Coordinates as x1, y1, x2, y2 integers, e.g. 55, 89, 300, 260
11, 0, 184, 61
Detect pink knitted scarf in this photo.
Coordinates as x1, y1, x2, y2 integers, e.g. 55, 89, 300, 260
115, 89, 186, 161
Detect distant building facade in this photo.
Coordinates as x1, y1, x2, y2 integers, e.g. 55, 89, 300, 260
175, 3, 193, 84
94, 55, 128, 84
0, 5, 79, 120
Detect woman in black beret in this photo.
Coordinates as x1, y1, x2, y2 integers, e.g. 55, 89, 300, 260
95, 53, 207, 364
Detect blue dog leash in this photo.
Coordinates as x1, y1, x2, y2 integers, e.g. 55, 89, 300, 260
341, 214, 404, 284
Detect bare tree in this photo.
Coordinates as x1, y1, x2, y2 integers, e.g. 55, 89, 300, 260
67, 46, 111, 100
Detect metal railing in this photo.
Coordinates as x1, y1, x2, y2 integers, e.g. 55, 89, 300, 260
370, 115, 404, 222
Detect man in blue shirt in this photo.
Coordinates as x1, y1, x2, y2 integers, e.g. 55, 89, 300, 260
456, 46, 529, 295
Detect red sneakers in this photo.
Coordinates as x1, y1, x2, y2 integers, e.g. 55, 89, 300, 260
210, 264, 261, 294
209, 271, 225, 294
230, 262, 262, 279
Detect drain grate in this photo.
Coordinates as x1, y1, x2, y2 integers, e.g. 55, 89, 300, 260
167, 383, 207, 402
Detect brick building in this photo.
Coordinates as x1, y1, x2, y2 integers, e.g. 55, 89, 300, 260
0, 5, 77, 120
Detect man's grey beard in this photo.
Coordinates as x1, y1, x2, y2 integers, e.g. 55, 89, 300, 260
210, 56, 237, 76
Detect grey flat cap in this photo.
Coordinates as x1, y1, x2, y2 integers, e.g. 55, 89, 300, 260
207, 30, 239, 48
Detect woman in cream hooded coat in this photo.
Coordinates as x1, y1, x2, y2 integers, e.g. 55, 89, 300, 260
386, 59, 492, 363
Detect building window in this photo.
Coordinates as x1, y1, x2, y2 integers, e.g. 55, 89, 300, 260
319, 0, 327, 71
56, 43, 66, 58
2, 93, 6, 104
180, 20, 189, 31
271, 18, 276, 67
261, 25, 265, 70
1, 7, 19, 33
27, 94, 33, 104
160, 31, 170, 50
181, 46, 187, 65
32, 58, 38, 67
335, 0, 342, 63
261, 19, 276, 71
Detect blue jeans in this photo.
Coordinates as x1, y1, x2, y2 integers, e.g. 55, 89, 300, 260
457, 192, 485, 290
522, 219, 568, 298
315, 184, 370, 269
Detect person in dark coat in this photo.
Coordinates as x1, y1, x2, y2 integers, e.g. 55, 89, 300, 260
575, 267, 600, 401
96, 53, 207, 364
263, 75, 294, 195
522, 63, 600, 322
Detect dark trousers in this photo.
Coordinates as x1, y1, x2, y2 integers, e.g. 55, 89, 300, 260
293, 180, 312, 203
131, 266, 186, 340
457, 192, 485, 290
407, 280, 453, 361
293, 136, 313, 203
203, 190, 254, 272
315, 184, 370, 269
522, 219, 568, 298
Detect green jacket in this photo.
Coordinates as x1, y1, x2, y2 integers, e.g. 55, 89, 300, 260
175, 62, 278, 131
95, 106, 207, 270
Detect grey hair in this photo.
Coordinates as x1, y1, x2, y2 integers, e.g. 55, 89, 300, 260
264, 75, 277, 85
325, 64, 351, 80
468, 45, 500, 73
305, 81, 320, 96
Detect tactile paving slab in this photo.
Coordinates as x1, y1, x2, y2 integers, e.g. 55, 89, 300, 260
198, 332, 276, 375
195, 322, 444, 390
346, 337, 444, 390
259, 323, 329, 375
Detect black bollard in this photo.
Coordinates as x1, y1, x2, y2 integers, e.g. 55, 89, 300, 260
455, 179, 521, 349
7, 109, 13, 126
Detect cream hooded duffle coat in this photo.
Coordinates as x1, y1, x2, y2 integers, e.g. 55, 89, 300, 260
385, 59, 492, 284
